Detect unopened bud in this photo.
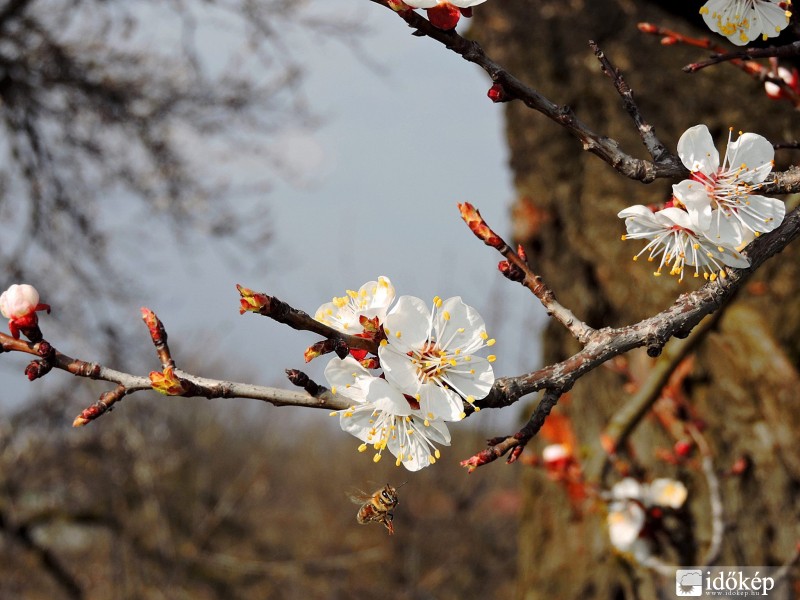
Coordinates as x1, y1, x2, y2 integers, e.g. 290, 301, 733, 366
487, 83, 508, 103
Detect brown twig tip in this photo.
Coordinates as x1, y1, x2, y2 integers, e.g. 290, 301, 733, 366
140, 307, 167, 345
498, 260, 525, 282
460, 449, 498, 473
286, 369, 327, 397
458, 202, 504, 249
25, 359, 52, 381
24, 340, 55, 380
304, 338, 352, 363
460, 436, 522, 473
72, 386, 126, 427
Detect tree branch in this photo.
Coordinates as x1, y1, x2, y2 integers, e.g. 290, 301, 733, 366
369, 0, 686, 183
480, 205, 800, 409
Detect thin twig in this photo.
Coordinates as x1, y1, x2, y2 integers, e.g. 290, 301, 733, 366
459, 202, 595, 343
461, 389, 562, 471
590, 40, 670, 163
368, 0, 687, 183
237, 284, 378, 355
684, 41, 800, 73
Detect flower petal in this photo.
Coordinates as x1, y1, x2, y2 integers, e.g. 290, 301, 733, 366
441, 355, 494, 401
379, 343, 424, 395
434, 296, 487, 354
383, 295, 431, 350
672, 180, 712, 231
324, 356, 372, 402
403, 0, 438, 7
418, 382, 464, 421
677, 124, 719, 174
726, 132, 774, 184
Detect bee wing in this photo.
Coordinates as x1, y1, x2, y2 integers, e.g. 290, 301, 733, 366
348, 489, 370, 505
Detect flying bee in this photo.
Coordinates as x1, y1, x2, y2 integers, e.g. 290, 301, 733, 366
350, 482, 406, 535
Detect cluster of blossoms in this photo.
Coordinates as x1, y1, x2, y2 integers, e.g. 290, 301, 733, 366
315, 277, 497, 471
606, 477, 688, 559
700, 0, 792, 46
389, 0, 486, 30
619, 124, 785, 282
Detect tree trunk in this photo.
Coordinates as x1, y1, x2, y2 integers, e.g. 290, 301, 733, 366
472, 1, 800, 597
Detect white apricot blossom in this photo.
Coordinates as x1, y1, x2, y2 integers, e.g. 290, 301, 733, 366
700, 0, 791, 46
314, 276, 395, 333
618, 205, 749, 282
646, 478, 688, 509
674, 124, 784, 243
605, 477, 688, 554
379, 295, 496, 422
607, 500, 646, 552
326, 356, 450, 471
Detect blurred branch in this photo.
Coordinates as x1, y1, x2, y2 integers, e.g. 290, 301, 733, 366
0, 508, 83, 599
594, 311, 722, 472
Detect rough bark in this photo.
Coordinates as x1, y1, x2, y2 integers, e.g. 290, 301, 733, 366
472, 1, 800, 597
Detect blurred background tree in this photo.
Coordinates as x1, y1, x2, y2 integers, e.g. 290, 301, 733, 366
472, 0, 800, 597
0, 0, 334, 339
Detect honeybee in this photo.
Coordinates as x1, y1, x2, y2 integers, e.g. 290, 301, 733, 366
350, 482, 406, 535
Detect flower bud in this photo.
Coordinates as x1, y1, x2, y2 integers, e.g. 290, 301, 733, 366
0, 284, 40, 319
0, 284, 50, 340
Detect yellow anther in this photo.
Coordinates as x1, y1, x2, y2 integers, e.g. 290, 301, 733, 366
487, 338, 496, 346
443, 311, 451, 320
487, 355, 496, 363
373, 453, 382, 463
358, 443, 367, 453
